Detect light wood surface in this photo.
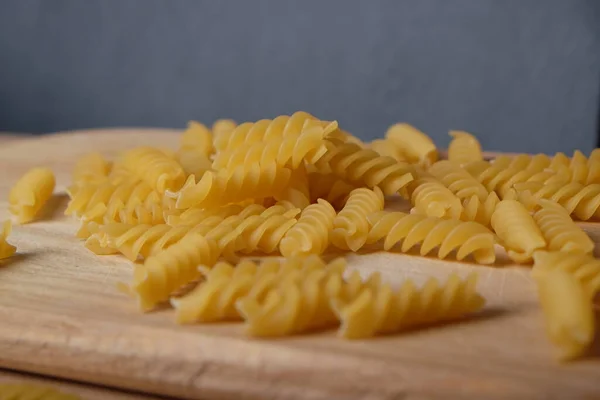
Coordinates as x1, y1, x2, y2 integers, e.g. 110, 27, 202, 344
0, 129, 599, 400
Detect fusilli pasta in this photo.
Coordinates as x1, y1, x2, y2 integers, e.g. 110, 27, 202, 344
8, 167, 56, 224
307, 172, 355, 210
428, 160, 488, 201
533, 200, 594, 254
459, 192, 499, 228
179, 120, 213, 157
71, 152, 111, 185
409, 179, 463, 219
385, 123, 438, 167
280, 199, 336, 257
532, 251, 600, 296
120, 146, 186, 194
447, 131, 483, 165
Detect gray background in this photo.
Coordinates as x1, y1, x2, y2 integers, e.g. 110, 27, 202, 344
1, 0, 599, 154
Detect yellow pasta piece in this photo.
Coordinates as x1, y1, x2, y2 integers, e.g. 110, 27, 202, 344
533, 200, 594, 254
428, 160, 488, 201
174, 162, 292, 209
71, 152, 112, 185
0, 383, 80, 399
212, 125, 328, 170
167, 204, 247, 226
307, 172, 355, 210
273, 165, 311, 209
313, 140, 414, 195
173, 256, 345, 324
490, 200, 546, 263
532, 251, 600, 296
130, 233, 220, 311
535, 268, 595, 361
369, 139, 407, 162
0, 220, 17, 260
331, 187, 385, 251
8, 167, 55, 224
367, 211, 496, 264
213, 111, 337, 152
447, 130, 483, 165
385, 123, 438, 166
331, 272, 484, 339
459, 192, 499, 228
120, 146, 186, 194
177, 149, 212, 178
512, 181, 600, 220
180, 120, 213, 157
410, 179, 463, 219
212, 118, 237, 139
280, 199, 336, 257
585, 148, 600, 184
236, 261, 347, 336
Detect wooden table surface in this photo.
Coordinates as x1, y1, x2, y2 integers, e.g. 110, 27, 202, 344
0, 130, 599, 400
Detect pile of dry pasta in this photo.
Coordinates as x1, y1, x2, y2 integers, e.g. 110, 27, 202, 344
2, 110, 599, 361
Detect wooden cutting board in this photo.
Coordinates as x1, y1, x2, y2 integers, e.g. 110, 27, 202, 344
0, 130, 599, 400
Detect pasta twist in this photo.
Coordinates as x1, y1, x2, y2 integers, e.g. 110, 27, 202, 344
71, 152, 111, 185
459, 192, 499, 228
410, 179, 463, 220
279, 199, 336, 257
131, 233, 221, 311
212, 118, 237, 139
236, 261, 347, 336
273, 165, 311, 210
167, 204, 246, 226
369, 139, 407, 162
0, 220, 17, 260
177, 149, 212, 178
532, 251, 600, 296
179, 120, 213, 157
533, 200, 594, 254
213, 111, 337, 152
120, 146, 186, 194
8, 167, 55, 224
385, 123, 438, 166
212, 125, 328, 170
512, 181, 600, 221
331, 273, 485, 339
473, 163, 551, 199
535, 268, 595, 361
585, 148, 600, 184
174, 162, 292, 209
0, 383, 80, 399
428, 160, 488, 201
331, 187, 385, 251
490, 200, 546, 263
307, 172, 355, 210
173, 256, 345, 324
313, 141, 414, 195
367, 211, 496, 264
447, 130, 483, 165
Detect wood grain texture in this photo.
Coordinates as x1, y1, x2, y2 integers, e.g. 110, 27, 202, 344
0, 129, 598, 400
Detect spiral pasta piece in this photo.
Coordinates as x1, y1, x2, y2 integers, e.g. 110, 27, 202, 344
533, 200, 594, 254
236, 261, 347, 336
0, 383, 80, 399
212, 125, 328, 170
71, 152, 112, 185
274, 165, 311, 209
512, 181, 600, 221
0, 220, 17, 260
167, 204, 247, 226
177, 149, 212, 178
179, 120, 213, 157
175, 162, 292, 209
367, 211, 496, 264
585, 148, 600, 184
279, 199, 336, 257
532, 251, 600, 296
8, 167, 55, 224
130, 233, 220, 311
428, 160, 488, 201
331, 272, 484, 339
313, 141, 413, 195
173, 256, 345, 324
331, 187, 385, 251
459, 192, 499, 228
212, 118, 237, 139
369, 139, 407, 162
447, 131, 483, 166
385, 123, 438, 167
491, 200, 546, 263
473, 162, 552, 199
535, 268, 595, 361
307, 172, 356, 210
120, 146, 186, 194
410, 180, 463, 220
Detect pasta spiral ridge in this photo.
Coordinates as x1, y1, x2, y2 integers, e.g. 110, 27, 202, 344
331, 273, 485, 339
314, 141, 414, 195
459, 192, 499, 228
367, 211, 496, 264
532, 251, 600, 296
174, 162, 292, 209
491, 200, 546, 263
274, 165, 311, 210
428, 160, 488, 201
280, 199, 336, 257
307, 172, 356, 210
9, 167, 56, 224
385, 123, 438, 166
71, 152, 112, 185
447, 131, 483, 165
332, 187, 385, 251
369, 139, 407, 162
167, 204, 247, 226
179, 120, 213, 157
409, 179, 463, 219
120, 146, 186, 194
131, 233, 221, 311
0, 220, 16, 260
533, 200, 594, 254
